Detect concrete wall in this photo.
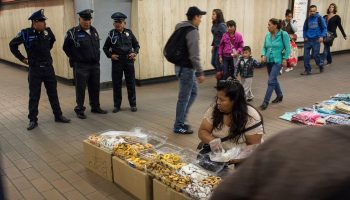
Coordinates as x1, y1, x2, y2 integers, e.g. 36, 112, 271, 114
0, 0, 349, 82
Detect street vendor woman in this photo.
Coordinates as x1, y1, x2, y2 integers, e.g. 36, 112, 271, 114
198, 79, 264, 164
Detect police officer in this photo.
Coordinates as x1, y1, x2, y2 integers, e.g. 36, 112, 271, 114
63, 9, 107, 119
103, 12, 140, 113
9, 9, 71, 130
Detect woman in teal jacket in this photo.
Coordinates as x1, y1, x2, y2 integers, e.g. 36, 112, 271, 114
260, 18, 290, 110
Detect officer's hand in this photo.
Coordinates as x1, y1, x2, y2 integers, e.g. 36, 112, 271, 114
111, 54, 119, 61
197, 75, 205, 84
128, 53, 137, 60
22, 58, 29, 65
319, 37, 324, 43
219, 57, 223, 64
261, 56, 266, 63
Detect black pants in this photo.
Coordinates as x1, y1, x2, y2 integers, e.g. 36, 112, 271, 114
74, 63, 100, 113
112, 60, 136, 108
28, 65, 62, 122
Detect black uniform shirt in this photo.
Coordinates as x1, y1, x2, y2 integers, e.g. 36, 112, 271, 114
9, 27, 55, 66
103, 28, 140, 58
63, 25, 100, 64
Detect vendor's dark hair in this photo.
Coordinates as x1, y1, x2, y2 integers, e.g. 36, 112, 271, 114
285, 9, 293, 16
269, 18, 282, 29
212, 9, 225, 24
212, 80, 262, 144
327, 3, 337, 14
226, 20, 236, 28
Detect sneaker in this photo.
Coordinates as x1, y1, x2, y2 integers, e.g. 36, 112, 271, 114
247, 98, 254, 102
320, 68, 324, 73
130, 107, 137, 112
173, 127, 194, 134
279, 68, 283, 75
285, 67, 293, 72
300, 71, 312, 75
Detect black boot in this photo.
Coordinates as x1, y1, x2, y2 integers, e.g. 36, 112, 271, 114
27, 121, 38, 130
272, 96, 283, 104
55, 115, 71, 123
91, 107, 108, 114
259, 102, 269, 110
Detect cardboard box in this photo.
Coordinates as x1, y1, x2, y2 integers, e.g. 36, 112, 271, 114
153, 179, 191, 200
112, 156, 152, 200
83, 140, 113, 182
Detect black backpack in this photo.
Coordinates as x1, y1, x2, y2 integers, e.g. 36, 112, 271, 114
163, 26, 195, 65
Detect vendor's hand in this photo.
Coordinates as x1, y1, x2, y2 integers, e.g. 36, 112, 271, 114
231, 53, 238, 58
219, 57, 223, 64
111, 54, 119, 61
197, 75, 205, 84
319, 37, 324, 43
128, 53, 137, 60
22, 58, 28, 65
261, 56, 266, 63
282, 59, 287, 68
209, 138, 224, 154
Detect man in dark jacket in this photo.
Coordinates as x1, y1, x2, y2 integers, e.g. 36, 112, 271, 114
173, 6, 206, 134
63, 9, 107, 119
210, 125, 350, 200
103, 12, 140, 113
9, 9, 70, 130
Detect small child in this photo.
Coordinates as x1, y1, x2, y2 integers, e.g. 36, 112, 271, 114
235, 46, 259, 101
218, 20, 244, 80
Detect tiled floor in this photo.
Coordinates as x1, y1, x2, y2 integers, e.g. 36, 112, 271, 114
0, 54, 349, 199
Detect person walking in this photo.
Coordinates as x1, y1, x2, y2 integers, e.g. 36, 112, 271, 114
260, 18, 290, 110
172, 6, 206, 134
301, 5, 327, 75
321, 3, 347, 66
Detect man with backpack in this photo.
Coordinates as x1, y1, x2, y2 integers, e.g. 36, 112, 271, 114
301, 5, 327, 75
164, 6, 206, 134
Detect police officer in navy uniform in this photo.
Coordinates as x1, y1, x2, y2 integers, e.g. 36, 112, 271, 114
63, 9, 107, 119
9, 9, 71, 130
103, 12, 140, 113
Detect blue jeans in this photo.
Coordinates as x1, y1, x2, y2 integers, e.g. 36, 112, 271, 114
174, 66, 198, 129
303, 39, 323, 72
263, 63, 283, 104
322, 43, 332, 65
211, 47, 221, 71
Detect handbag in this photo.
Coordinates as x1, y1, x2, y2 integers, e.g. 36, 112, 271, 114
324, 31, 335, 44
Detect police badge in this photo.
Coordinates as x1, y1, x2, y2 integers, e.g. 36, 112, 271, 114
125, 32, 129, 37
44, 30, 48, 36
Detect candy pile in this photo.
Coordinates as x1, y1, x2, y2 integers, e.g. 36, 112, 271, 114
178, 164, 210, 182
158, 153, 186, 169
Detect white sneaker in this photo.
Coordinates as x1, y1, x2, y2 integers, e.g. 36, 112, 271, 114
280, 68, 283, 75
285, 67, 294, 72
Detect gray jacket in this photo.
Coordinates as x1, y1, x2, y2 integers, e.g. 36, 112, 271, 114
175, 21, 203, 76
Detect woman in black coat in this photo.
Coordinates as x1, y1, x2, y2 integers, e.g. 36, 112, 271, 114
322, 3, 347, 66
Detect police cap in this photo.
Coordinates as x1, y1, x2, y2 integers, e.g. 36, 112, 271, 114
111, 12, 127, 22
28, 9, 47, 21
78, 9, 93, 20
